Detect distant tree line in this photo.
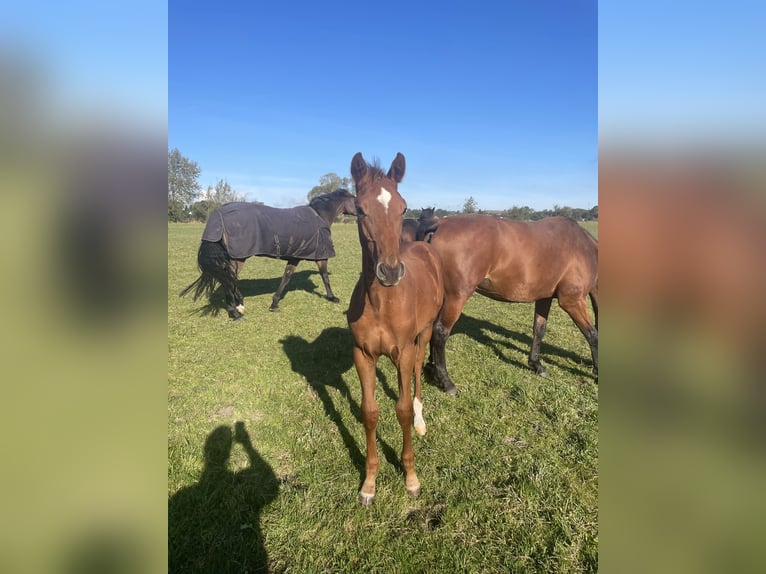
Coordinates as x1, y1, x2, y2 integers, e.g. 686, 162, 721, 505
168, 150, 597, 223
404, 197, 597, 222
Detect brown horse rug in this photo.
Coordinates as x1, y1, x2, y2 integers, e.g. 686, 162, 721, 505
202, 202, 336, 260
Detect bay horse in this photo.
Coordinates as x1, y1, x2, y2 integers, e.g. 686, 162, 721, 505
347, 152, 444, 505
180, 189, 356, 319
420, 214, 598, 394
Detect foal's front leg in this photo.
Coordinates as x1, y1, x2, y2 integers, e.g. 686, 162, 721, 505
315, 259, 340, 303
395, 346, 421, 498
353, 346, 379, 505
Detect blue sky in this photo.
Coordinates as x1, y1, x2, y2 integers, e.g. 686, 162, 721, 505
170, 1, 597, 211
599, 1, 765, 143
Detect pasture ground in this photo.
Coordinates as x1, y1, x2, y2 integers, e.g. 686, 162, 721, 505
168, 220, 598, 573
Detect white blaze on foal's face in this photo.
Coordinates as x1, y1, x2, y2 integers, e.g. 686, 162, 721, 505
377, 187, 392, 213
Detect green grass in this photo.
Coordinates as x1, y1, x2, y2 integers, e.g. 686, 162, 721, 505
169, 221, 598, 573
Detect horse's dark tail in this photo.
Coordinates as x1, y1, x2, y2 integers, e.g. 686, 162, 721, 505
179, 241, 234, 301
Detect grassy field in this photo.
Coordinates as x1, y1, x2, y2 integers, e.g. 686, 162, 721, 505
168, 220, 598, 573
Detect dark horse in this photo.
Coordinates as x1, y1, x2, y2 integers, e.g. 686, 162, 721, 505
347, 153, 444, 505
400, 207, 437, 242
181, 189, 356, 319
421, 214, 598, 394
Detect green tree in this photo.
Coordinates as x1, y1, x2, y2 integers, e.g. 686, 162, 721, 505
168, 148, 201, 222
189, 180, 249, 222
206, 178, 242, 205
307, 172, 353, 201
463, 196, 478, 214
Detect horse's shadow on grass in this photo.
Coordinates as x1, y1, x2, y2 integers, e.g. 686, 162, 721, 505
168, 422, 278, 573
452, 311, 594, 379
189, 269, 323, 317
280, 327, 402, 489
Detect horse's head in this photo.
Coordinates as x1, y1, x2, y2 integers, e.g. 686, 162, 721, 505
335, 189, 357, 217
309, 188, 357, 221
351, 152, 407, 287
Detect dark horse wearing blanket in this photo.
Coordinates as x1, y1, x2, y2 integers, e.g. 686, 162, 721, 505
181, 189, 356, 319
347, 153, 444, 505
421, 214, 598, 394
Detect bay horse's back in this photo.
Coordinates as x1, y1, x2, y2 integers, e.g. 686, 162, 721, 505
429, 215, 597, 303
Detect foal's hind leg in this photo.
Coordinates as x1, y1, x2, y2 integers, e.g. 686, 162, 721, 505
558, 294, 598, 377
270, 258, 299, 312
529, 297, 553, 377
413, 327, 431, 436
316, 259, 340, 303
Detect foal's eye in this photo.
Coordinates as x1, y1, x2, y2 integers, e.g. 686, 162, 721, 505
356, 207, 366, 217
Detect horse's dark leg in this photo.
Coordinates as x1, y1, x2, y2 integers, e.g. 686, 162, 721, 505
316, 259, 340, 303
558, 294, 598, 377
425, 293, 469, 395
232, 259, 246, 314
529, 297, 553, 377
270, 258, 299, 312
222, 260, 245, 320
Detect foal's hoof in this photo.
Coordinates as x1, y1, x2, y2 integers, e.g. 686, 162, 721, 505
327, 296, 340, 304
407, 486, 421, 498
414, 423, 427, 436
228, 309, 244, 320
442, 381, 458, 396
359, 492, 375, 506
268, 306, 280, 313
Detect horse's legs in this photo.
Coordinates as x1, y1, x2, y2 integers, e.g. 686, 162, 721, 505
395, 345, 420, 497
354, 346, 380, 505
426, 292, 471, 395
529, 297, 553, 376
232, 260, 245, 313
316, 259, 340, 303
224, 260, 245, 320
558, 294, 599, 377
270, 258, 300, 312
413, 327, 431, 436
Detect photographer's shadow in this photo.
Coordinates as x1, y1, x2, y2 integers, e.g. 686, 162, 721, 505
168, 422, 278, 573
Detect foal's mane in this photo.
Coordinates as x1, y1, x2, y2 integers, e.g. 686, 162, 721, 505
363, 157, 388, 182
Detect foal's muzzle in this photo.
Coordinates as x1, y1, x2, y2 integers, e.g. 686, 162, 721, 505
375, 261, 406, 287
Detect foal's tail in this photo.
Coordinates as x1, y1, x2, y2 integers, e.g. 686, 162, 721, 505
179, 241, 235, 301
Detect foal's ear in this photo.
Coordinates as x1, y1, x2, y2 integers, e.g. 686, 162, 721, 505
350, 152, 367, 182
387, 152, 406, 183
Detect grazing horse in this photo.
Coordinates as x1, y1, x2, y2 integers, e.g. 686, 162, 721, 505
420, 214, 598, 394
181, 189, 356, 318
400, 218, 419, 242
401, 208, 437, 242
347, 152, 444, 505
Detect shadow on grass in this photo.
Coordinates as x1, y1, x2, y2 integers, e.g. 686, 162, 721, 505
168, 422, 279, 573
280, 327, 402, 489
452, 311, 594, 379
186, 269, 324, 317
